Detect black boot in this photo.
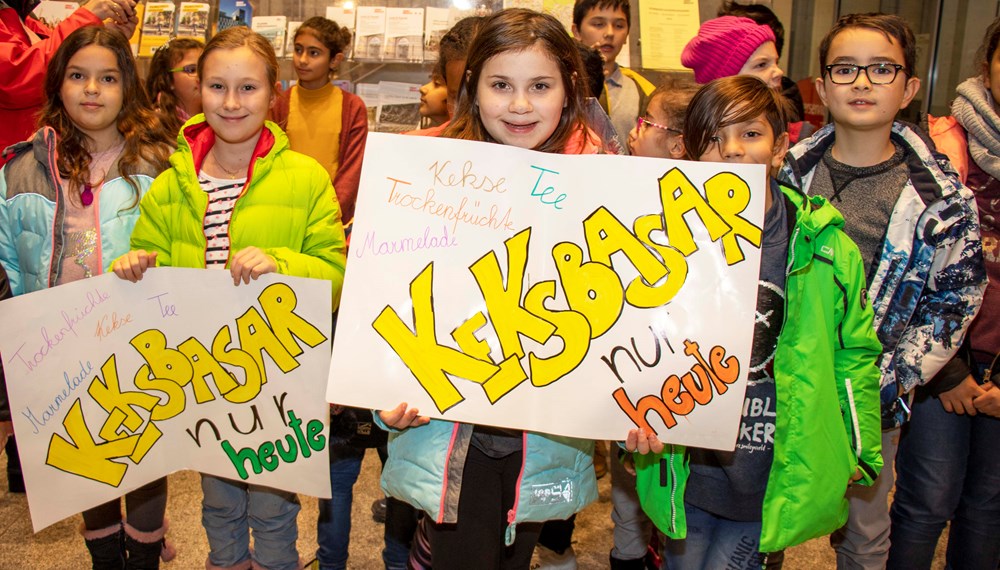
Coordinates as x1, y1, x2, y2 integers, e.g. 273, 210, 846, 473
610, 551, 647, 570
83, 525, 126, 570
5, 437, 24, 493
124, 534, 163, 570
123, 521, 175, 570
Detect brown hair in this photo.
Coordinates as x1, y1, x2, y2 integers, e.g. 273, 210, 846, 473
37, 26, 172, 206
199, 26, 279, 92
296, 16, 352, 59
433, 16, 485, 84
819, 13, 916, 78
573, 0, 630, 29
649, 76, 700, 130
443, 8, 593, 154
976, 16, 1000, 81
146, 37, 204, 136
684, 75, 787, 160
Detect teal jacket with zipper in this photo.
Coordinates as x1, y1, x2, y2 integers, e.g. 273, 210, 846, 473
377, 419, 597, 545
635, 185, 883, 553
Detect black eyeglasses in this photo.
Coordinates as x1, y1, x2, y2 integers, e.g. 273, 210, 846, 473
824, 63, 905, 85
169, 64, 197, 76
637, 115, 682, 135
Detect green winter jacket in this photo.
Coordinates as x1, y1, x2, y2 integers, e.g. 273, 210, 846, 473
127, 115, 347, 309
635, 185, 883, 553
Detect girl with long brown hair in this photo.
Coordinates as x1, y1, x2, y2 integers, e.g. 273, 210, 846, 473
0, 25, 173, 569
380, 9, 600, 569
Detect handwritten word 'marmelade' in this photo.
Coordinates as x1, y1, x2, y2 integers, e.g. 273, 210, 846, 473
373, 167, 762, 413
45, 282, 327, 487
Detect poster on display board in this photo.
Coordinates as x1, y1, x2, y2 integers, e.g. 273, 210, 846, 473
0, 270, 333, 532
327, 133, 767, 450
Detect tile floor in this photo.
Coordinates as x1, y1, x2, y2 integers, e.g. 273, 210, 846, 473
0, 449, 945, 569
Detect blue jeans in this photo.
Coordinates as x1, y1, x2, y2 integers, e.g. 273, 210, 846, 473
316, 442, 365, 570
201, 474, 301, 570
662, 502, 764, 570
888, 383, 1000, 570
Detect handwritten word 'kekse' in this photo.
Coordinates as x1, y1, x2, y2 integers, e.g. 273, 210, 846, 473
373, 168, 761, 413
429, 160, 508, 194
44, 282, 327, 487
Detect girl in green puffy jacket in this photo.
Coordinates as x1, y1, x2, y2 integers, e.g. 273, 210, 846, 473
112, 27, 346, 570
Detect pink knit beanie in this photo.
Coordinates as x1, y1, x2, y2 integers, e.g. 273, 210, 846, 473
681, 16, 776, 84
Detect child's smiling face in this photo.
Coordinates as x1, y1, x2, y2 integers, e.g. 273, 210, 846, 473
475, 43, 567, 150
201, 46, 274, 148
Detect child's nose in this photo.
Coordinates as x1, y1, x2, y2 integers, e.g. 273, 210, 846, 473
722, 140, 743, 159
510, 92, 532, 113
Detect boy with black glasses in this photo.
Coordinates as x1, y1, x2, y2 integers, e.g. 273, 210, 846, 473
779, 13, 986, 570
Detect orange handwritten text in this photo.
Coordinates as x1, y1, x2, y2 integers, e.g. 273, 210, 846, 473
612, 339, 740, 435
94, 312, 133, 341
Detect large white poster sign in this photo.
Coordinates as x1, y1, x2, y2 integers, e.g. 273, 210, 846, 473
328, 133, 767, 447
0, 269, 332, 531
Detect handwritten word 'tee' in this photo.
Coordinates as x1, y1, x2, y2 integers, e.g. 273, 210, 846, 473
373, 167, 761, 413
45, 283, 327, 487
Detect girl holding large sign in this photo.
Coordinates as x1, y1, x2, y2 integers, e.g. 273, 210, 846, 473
0, 25, 174, 569
112, 26, 346, 570
377, 9, 601, 569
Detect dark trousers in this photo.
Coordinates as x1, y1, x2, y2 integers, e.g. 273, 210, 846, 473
538, 515, 576, 554
82, 477, 168, 532
425, 446, 542, 569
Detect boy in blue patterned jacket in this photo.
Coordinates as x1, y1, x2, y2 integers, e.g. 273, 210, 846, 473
778, 13, 986, 570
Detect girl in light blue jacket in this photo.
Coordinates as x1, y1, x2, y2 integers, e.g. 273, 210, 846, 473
377, 9, 600, 569
0, 26, 174, 569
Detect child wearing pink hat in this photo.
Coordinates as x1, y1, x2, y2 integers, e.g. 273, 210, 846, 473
682, 16, 783, 89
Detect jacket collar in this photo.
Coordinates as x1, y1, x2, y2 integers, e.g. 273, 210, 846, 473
780, 120, 959, 208
780, 183, 846, 273
175, 114, 286, 182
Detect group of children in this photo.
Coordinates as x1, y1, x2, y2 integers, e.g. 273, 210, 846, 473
0, 0, 997, 569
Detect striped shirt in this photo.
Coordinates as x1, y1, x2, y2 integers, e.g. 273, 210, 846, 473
200, 174, 245, 268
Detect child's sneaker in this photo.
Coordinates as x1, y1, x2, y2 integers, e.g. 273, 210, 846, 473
531, 544, 578, 570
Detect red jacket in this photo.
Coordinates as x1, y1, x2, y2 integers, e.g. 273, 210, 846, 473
271, 85, 368, 225
0, 6, 102, 164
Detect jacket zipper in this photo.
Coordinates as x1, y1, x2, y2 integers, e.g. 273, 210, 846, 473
436, 422, 461, 524
504, 431, 529, 546
667, 445, 678, 534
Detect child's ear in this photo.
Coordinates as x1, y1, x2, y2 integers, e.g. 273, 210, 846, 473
571, 23, 581, 40
331, 52, 345, 71
770, 131, 790, 171
668, 135, 685, 160
899, 75, 921, 110
815, 75, 830, 108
